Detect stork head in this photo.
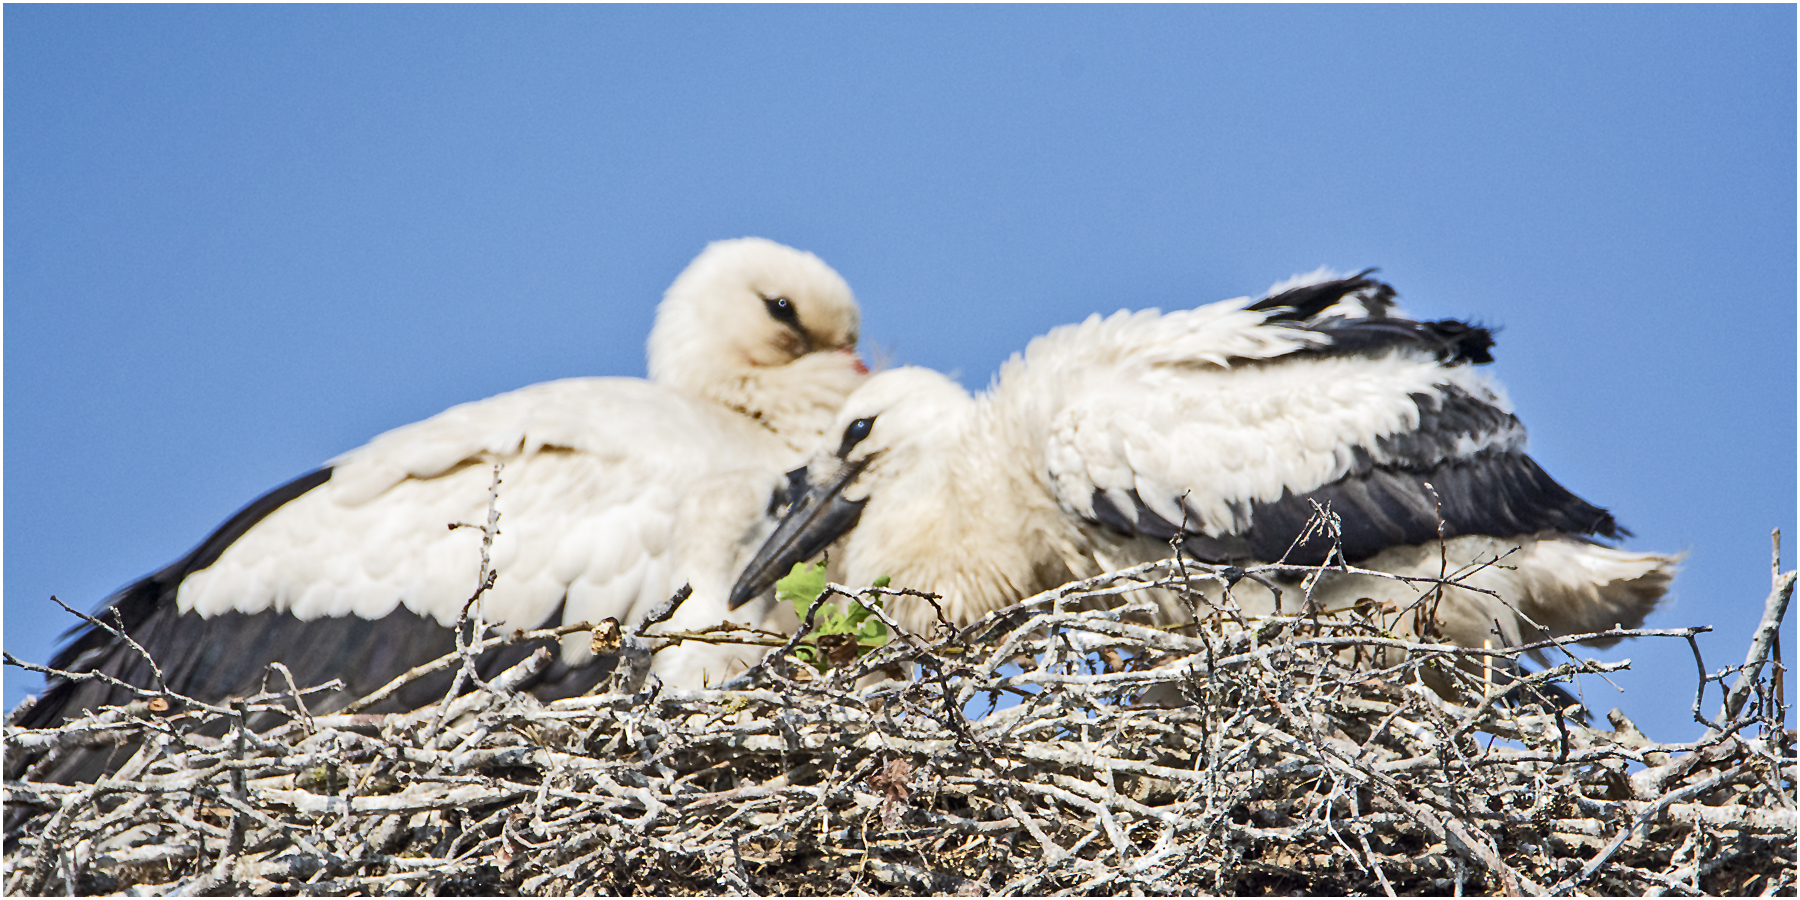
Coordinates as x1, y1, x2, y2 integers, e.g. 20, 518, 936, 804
648, 238, 865, 440
729, 367, 974, 610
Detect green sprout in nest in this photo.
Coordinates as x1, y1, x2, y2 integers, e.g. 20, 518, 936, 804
775, 562, 889, 672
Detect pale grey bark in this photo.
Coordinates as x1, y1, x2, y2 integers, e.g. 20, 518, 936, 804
6, 539, 1793, 895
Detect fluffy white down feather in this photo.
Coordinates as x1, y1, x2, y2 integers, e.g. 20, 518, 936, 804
178, 237, 863, 689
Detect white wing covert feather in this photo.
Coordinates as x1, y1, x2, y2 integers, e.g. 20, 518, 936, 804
179, 378, 791, 654
1045, 348, 1512, 540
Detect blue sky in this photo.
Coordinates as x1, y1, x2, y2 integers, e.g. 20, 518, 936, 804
6, 6, 1793, 743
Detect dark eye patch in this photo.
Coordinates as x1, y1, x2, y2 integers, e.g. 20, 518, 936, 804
837, 416, 876, 458
761, 294, 801, 328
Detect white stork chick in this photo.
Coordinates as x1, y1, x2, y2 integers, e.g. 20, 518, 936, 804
22, 238, 865, 766
731, 272, 1676, 667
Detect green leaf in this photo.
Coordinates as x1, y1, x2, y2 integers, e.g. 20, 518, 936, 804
792, 643, 824, 671
772, 565, 896, 672
858, 619, 887, 643
777, 562, 827, 621
855, 577, 890, 643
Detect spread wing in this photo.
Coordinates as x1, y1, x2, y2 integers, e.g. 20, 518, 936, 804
1044, 282, 1621, 567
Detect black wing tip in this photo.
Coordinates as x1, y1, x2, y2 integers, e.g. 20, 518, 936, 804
45, 572, 169, 668
25, 572, 174, 731
10, 682, 66, 731
1423, 319, 1497, 365
1299, 315, 1498, 367
1586, 509, 1630, 541
1248, 269, 1394, 322
1249, 270, 1501, 367
27, 465, 337, 729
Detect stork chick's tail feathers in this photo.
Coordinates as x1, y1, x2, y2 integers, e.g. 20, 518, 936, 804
1512, 539, 1682, 650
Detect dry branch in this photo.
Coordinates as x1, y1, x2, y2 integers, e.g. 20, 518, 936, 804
5, 552, 1793, 896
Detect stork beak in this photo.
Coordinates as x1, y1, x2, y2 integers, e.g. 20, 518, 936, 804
729, 460, 869, 609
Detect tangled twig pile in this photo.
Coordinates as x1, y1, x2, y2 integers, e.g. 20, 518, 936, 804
5, 545, 1794, 896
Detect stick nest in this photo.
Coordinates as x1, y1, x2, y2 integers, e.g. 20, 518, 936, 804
6, 557, 1794, 897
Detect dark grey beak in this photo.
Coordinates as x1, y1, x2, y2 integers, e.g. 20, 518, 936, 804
729, 460, 869, 610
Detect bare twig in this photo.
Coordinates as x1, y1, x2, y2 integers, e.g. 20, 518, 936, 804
5, 548, 1791, 897
1713, 532, 1795, 730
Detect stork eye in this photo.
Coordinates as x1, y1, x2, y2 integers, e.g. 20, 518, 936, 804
761, 294, 800, 327
837, 416, 876, 458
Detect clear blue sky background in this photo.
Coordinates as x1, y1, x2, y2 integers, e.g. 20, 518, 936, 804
6, 6, 1794, 744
